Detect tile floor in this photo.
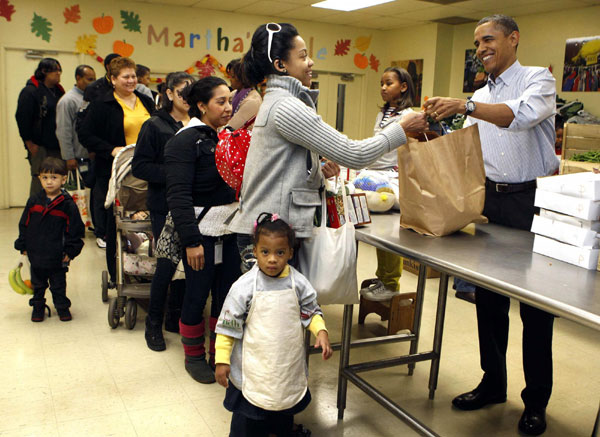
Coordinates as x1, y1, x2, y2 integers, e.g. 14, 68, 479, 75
0, 207, 598, 437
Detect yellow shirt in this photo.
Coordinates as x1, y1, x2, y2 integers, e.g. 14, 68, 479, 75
114, 93, 150, 145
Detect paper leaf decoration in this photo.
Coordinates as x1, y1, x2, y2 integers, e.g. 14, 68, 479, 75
31, 13, 52, 42
64, 4, 80, 23
0, 0, 16, 22
197, 62, 215, 78
355, 35, 372, 52
93, 14, 113, 34
369, 54, 380, 72
120, 10, 141, 33
334, 39, 351, 56
75, 34, 97, 54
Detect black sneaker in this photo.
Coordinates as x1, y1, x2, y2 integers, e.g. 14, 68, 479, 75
57, 307, 72, 321
145, 316, 166, 351
31, 302, 46, 322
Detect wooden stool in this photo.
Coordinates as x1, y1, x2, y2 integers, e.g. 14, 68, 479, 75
358, 292, 417, 335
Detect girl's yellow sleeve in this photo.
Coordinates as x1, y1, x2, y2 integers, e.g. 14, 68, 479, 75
215, 333, 235, 365
308, 314, 327, 337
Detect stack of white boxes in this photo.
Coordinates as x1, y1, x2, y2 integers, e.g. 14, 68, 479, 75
532, 172, 600, 270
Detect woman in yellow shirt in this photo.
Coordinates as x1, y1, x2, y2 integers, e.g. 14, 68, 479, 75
79, 57, 155, 285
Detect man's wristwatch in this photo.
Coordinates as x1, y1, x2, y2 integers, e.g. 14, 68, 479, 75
465, 98, 476, 116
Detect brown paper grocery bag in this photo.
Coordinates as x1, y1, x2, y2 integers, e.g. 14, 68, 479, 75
397, 124, 487, 236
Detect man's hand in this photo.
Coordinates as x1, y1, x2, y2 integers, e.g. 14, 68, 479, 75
25, 141, 39, 157
215, 364, 230, 388
399, 112, 429, 133
66, 159, 79, 171
186, 245, 205, 271
62, 254, 71, 263
321, 160, 340, 179
423, 97, 466, 121
314, 330, 333, 360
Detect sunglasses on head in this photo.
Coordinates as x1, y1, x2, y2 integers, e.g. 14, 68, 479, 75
265, 22, 282, 64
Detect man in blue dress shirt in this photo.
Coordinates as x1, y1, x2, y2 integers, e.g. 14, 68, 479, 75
424, 14, 559, 436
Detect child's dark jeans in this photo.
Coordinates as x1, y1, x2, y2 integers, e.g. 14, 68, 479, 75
29, 266, 71, 309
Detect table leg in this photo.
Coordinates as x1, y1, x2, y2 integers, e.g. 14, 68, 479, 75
593, 401, 599, 437
408, 263, 428, 375
337, 304, 354, 419
304, 330, 311, 368
428, 272, 449, 400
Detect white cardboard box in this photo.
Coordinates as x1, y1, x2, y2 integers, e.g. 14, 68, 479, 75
534, 189, 600, 221
540, 209, 600, 232
533, 234, 600, 270
531, 215, 599, 248
537, 172, 600, 200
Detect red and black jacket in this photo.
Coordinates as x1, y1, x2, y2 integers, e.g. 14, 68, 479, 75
15, 190, 85, 269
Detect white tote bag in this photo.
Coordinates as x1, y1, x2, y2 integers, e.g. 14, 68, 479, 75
298, 179, 359, 305
66, 168, 92, 229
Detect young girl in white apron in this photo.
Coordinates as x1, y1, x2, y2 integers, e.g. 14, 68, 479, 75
215, 213, 332, 436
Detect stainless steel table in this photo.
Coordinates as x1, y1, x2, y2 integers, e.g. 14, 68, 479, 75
336, 213, 600, 436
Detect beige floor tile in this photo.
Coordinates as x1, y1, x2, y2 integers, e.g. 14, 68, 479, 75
46, 360, 115, 395
118, 375, 189, 411
56, 412, 137, 437
0, 390, 56, 433
51, 382, 125, 423
192, 398, 232, 437
128, 401, 213, 436
0, 422, 59, 437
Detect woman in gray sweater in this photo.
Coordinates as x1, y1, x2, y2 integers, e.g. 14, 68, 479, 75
229, 23, 428, 272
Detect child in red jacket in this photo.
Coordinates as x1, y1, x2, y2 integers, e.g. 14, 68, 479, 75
15, 157, 85, 322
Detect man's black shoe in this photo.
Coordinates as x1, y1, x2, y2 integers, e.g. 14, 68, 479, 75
518, 407, 546, 435
452, 385, 507, 411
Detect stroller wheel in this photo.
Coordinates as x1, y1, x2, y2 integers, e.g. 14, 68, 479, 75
125, 299, 137, 330
101, 271, 109, 303
108, 297, 120, 329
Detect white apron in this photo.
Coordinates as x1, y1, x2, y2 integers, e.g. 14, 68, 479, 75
241, 269, 308, 411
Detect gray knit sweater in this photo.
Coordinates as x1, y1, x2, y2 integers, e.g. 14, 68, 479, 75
229, 75, 408, 238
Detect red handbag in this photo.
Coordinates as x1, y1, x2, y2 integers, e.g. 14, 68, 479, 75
215, 116, 256, 198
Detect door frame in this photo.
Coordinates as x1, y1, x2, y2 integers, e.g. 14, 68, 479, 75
0, 45, 84, 209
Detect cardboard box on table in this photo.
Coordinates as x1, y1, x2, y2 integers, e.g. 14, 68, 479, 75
537, 171, 600, 200
531, 215, 598, 248
534, 189, 600, 221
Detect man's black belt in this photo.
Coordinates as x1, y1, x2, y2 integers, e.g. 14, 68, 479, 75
485, 178, 537, 193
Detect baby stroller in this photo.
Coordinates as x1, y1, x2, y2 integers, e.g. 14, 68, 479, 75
102, 145, 156, 329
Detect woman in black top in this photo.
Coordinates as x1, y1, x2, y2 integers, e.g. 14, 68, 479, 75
132, 72, 194, 351
164, 77, 241, 384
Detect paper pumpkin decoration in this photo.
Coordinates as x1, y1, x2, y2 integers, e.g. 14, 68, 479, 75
93, 14, 113, 34
354, 53, 369, 69
113, 40, 134, 57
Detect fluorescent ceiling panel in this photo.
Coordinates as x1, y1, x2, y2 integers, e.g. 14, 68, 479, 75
311, 0, 395, 12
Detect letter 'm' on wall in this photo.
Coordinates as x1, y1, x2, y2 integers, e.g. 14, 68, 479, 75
148, 25, 168, 46
217, 27, 229, 51
190, 33, 201, 49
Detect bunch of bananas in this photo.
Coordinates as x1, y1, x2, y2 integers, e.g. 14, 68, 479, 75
8, 265, 34, 295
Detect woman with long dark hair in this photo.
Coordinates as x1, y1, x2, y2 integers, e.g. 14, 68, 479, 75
132, 71, 194, 351
228, 23, 428, 270
164, 77, 241, 383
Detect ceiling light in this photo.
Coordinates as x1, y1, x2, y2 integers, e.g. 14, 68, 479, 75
311, 0, 395, 12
